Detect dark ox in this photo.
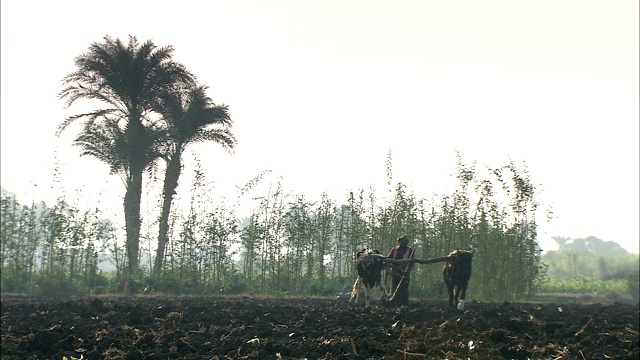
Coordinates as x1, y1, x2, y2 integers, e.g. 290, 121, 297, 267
443, 249, 475, 308
350, 248, 386, 307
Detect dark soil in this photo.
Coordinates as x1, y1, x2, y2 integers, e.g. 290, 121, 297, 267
1, 294, 638, 359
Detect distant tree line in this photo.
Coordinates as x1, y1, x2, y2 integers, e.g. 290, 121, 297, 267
544, 250, 638, 280
540, 247, 639, 301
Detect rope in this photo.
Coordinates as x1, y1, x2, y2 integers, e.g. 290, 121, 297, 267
388, 272, 405, 301
383, 264, 392, 298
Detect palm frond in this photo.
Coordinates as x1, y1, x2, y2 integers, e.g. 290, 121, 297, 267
72, 116, 128, 176
187, 128, 237, 154
56, 109, 120, 136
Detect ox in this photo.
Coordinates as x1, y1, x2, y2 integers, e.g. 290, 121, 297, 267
443, 249, 475, 308
350, 248, 386, 307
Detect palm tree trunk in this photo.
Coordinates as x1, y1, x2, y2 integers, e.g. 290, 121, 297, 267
124, 172, 143, 279
154, 153, 182, 277
123, 110, 145, 282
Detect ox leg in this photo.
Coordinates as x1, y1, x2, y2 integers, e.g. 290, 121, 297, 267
378, 281, 386, 304
363, 285, 371, 307
349, 278, 361, 305
447, 284, 455, 307
459, 285, 467, 302
453, 286, 458, 305
454, 285, 468, 310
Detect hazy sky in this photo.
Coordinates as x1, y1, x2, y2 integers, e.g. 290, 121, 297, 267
1, 0, 638, 253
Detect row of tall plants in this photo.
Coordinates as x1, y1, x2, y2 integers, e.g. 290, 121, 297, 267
2, 151, 548, 301
0, 194, 114, 295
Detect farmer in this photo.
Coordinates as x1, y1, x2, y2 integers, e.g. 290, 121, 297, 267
387, 234, 415, 306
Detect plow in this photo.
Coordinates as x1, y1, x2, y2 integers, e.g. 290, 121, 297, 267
358, 253, 455, 304
351, 249, 475, 308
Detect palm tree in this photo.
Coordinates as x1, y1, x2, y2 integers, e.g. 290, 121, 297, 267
153, 85, 236, 277
58, 35, 195, 277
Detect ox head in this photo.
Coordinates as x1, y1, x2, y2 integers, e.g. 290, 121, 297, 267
449, 249, 475, 263
356, 248, 382, 267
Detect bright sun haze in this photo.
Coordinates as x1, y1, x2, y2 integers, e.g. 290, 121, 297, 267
1, 0, 638, 254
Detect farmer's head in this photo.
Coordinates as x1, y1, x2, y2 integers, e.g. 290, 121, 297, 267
397, 235, 409, 247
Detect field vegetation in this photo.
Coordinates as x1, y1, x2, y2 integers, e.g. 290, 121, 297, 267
3, 160, 638, 304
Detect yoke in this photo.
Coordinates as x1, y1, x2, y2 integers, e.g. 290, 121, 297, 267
368, 254, 454, 265
413, 256, 454, 264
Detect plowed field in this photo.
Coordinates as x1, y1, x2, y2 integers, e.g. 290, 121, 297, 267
1, 294, 638, 359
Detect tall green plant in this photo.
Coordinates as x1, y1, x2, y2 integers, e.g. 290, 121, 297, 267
282, 195, 313, 293
0, 194, 39, 292
314, 192, 335, 293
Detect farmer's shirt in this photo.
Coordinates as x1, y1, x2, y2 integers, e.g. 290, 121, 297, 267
387, 246, 415, 279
